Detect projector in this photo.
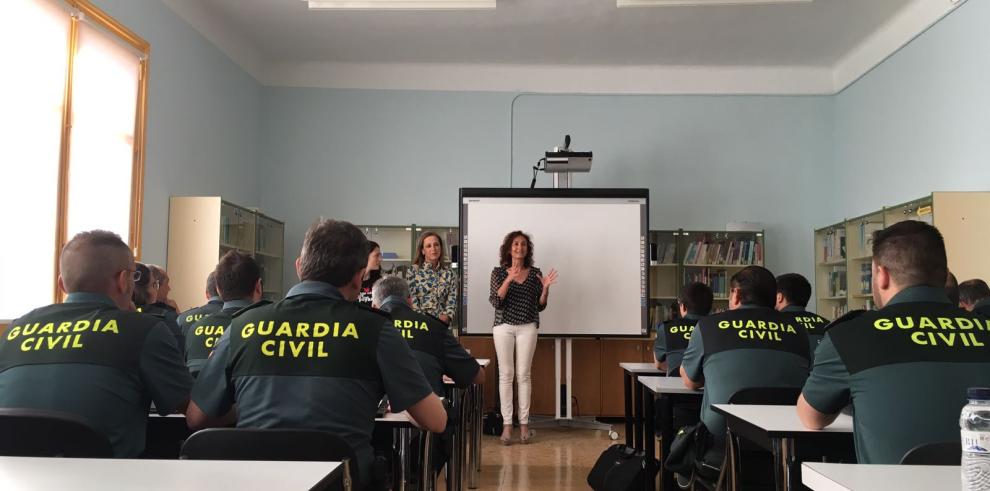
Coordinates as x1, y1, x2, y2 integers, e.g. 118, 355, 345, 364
544, 151, 593, 173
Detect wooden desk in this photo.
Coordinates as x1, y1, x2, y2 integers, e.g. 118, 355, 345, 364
638, 376, 702, 491
801, 463, 961, 491
712, 404, 855, 491
619, 362, 665, 449
0, 456, 340, 490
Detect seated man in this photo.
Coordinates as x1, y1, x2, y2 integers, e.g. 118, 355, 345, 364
958, 279, 990, 317
654, 282, 712, 375
372, 275, 484, 395
188, 219, 446, 487
177, 271, 223, 333
775, 273, 829, 357
680, 266, 810, 478
185, 251, 264, 377
0, 230, 192, 457
798, 220, 990, 464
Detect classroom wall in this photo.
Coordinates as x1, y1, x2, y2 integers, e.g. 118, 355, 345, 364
259, 88, 834, 294
91, 0, 263, 266
832, 0, 990, 218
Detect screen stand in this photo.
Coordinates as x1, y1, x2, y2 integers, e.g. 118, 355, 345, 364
530, 173, 617, 439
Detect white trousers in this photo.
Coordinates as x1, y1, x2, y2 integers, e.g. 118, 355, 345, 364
492, 323, 538, 425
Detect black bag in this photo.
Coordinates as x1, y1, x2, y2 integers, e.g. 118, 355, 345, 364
587, 444, 654, 491
482, 411, 503, 436
664, 423, 711, 475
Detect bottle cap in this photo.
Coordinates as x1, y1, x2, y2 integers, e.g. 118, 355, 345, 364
968, 387, 990, 400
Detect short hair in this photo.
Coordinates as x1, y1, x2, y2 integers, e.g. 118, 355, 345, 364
206, 271, 219, 298
298, 219, 369, 287
215, 251, 261, 301
776, 273, 812, 307
414, 232, 448, 269
132, 262, 154, 305
730, 266, 777, 308
148, 264, 167, 284
959, 279, 990, 306
59, 230, 132, 294
372, 275, 410, 307
872, 220, 947, 288
946, 272, 959, 306
679, 282, 714, 316
499, 231, 534, 268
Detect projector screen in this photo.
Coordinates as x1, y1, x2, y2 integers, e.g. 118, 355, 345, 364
459, 188, 648, 337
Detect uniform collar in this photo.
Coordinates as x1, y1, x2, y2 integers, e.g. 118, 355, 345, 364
974, 298, 990, 311
208, 296, 223, 304
736, 304, 769, 311
222, 298, 254, 311
379, 297, 411, 313
64, 292, 117, 308
683, 313, 702, 320
286, 280, 344, 300
885, 285, 951, 307
781, 305, 807, 313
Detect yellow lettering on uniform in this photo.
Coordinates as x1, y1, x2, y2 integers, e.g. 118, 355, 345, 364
7, 326, 21, 340
938, 318, 955, 330
73, 320, 90, 332
401, 330, 413, 339
718, 321, 730, 329
333, 323, 340, 337
308, 341, 314, 357
317, 342, 329, 357
195, 326, 204, 336
56, 322, 71, 334
875, 319, 893, 331
403, 320, 413, 329
910, 331, 927, 345
684, 332, 692, 340
92, 319, 102, 332
919, 317, 936, 330
38, 323, 55, 335
46, 336, 62, 349
20, 338, 33, 351
242, 323, 255, 338
896, 317, 914, 329
278, 340, 286, 357
394, 320, 402, 328
958, 318, 975, 330
417, 321, 428, 331
757, 320, 766, 329
342, 323, 358, 339
314, 323, 330, 337
970, 334, 986, 347
62, 335, 72, 349
102, 319, 118, 334
23, 323, 39, 336
218, 326, 224, 336
71, 335, 83, 348
276, 322, 293, 337
290, 341, 305, 357
738, 331, 750, 339
297, 323, 310, 337
937, 333, 956, 346
205, 337, 216, 348
261, 339, 275, 356
258, 321, 274, 336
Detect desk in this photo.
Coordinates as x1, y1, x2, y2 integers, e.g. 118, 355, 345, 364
0, 456, 340, 490
619, 362, 665, 450
712, 404, 855, 491
638, 376, 702, 491
443, 358, 490, 491
801, 463, 961, 491
377, 411, 434, 491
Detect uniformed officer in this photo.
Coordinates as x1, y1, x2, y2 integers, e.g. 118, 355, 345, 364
134, 262, 182, 345
680, 266, 811, 471
798, 220, 990, 464
0, 230, 192, 457
187, 219, 445, 487
775, 273, 829, 357
654, 282, 712, 375
185, 252, 263, 377
177, 271, 223, 333
958, 279, 990, 317
371, 275, 484, 395
946, 271, 960, 306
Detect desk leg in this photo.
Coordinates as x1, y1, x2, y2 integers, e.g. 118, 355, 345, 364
469, 384, 482, 488
771, 437, 796, 491
421, 429, 434, 491
400, 427, 412, 491
658, 395, 674, 491
644, 392, 657, 491
624, 371, 634, 447
634, 376, 645, 450
448, 388, 465, 491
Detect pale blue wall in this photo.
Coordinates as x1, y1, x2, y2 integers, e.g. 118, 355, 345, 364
832, 0, 990, 218
260, 89, 833, 291
92, 0, 263, 265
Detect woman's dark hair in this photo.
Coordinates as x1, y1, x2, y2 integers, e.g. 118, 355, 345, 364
366, 240, 382, 283
132, 262, 154, 305
499, 231, 534, 268
413, 232, 447, 269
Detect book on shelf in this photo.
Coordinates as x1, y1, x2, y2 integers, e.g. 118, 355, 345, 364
652, 242, 677, 264
683, 268, 728, 298
859, 262, 872, 295
683, 238, 762, 266
826, 267, 847, 298
858, 221, 884, 253
821, 228, 846, 263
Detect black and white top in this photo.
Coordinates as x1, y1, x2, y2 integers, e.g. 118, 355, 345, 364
489, 266, 548, 327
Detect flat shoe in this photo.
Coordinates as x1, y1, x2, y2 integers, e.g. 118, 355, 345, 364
520, 430, 535, 444
500, 432, 512, 446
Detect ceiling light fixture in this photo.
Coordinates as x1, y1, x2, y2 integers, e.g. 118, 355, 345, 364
618, 0, 811, 7
303, 0, 495, 10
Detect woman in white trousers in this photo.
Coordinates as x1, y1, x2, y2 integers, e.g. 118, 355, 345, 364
489, 231, 557, 445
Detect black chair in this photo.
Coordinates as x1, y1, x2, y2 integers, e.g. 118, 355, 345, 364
180, 428, 358, 491
0, 408, 113, 458
900, 442, 960, 466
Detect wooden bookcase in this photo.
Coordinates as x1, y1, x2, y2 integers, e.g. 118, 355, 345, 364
167, 197, 284, 312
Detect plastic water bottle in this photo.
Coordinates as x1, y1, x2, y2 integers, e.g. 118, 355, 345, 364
961, 387, 990, 490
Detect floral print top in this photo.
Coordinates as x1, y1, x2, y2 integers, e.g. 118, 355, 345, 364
408, 263, 458, 321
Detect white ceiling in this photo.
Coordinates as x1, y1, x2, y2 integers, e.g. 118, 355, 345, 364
162, 0, 965, 94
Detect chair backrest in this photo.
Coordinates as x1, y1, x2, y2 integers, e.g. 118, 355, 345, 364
900, 442, 960, 466
0, 408, 113, 458
180, 428, 358, 490
728, 387, 802, 406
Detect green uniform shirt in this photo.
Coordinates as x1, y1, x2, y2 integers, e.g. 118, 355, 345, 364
779, 305, 829, 361
802, 285, 990, 464
177, 298, 223, 332
681, 305, 811, 447
380, 298, 481, 396
191, 281, 434, 479
654, 313, 701, 376
184, 299, 253, 376
972, 299, 990, 319
137, 302, 182, 350
0, 293, 192, 457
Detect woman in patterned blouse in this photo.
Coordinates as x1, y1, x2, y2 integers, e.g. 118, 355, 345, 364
489, 231, 558, 445
408, 232, 457, 324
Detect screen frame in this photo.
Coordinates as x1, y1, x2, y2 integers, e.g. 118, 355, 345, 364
457, 187, 650, 338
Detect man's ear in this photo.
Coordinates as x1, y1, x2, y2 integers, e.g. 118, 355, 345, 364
295, 257, 303, 281
254, 278, 263, 301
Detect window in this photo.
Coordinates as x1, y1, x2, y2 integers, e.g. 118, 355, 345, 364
0, 0, 148, 322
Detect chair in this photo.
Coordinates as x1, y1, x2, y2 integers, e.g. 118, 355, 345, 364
180, 428, 358, 491
900, 442, 960, 466
718, 387, 803, 491
0, 408, 113, 458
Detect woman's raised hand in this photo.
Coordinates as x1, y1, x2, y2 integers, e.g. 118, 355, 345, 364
540, 269, 558, 289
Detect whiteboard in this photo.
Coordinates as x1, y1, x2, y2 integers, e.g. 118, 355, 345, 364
459, 189, 648, 337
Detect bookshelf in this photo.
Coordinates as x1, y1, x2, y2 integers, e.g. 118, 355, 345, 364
167, 197, 285, 312
648, 229, 766, 327
813, 192, 990, 318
